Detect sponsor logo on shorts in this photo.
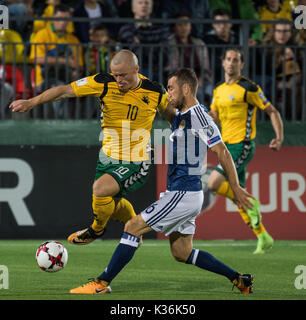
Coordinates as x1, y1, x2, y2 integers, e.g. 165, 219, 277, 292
123, 162, 150, 189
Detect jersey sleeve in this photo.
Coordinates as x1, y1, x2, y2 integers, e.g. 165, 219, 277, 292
70, 74, 104, 98
192, 106, 222, 148
157, 88, 170, 113
246, 85, 271, 110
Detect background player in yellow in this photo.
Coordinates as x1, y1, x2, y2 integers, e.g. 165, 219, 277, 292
207, 48, 284, 254
9, 49, 175, 245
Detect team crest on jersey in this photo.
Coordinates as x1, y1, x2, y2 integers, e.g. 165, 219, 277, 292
142, 96, 150, 104
229, 94, 235, 101
170, 120, 185, 141
179, 120, 186, 129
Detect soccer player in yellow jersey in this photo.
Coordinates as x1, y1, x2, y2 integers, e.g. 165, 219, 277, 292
9, 49, 175, 245
207, 48, 284, 254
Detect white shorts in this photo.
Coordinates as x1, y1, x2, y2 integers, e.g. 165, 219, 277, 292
141, 190, 204, 236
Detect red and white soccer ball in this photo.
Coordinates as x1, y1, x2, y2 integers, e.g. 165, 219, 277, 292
35, 241, 68, 272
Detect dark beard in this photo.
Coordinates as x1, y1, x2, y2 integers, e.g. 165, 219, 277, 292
174, 96, 186, 111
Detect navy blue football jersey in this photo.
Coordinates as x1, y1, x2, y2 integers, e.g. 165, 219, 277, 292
166, 104, 222, 191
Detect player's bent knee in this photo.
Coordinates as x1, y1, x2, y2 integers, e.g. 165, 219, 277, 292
206, 182, 214, 192
207, 170, 226, 192
124, 219, 133, 232
124, 214, 148, 237
206, 176, 218, 192
92, 180, 101, 196
124, 215, 141, 234
92, 174, 120, 197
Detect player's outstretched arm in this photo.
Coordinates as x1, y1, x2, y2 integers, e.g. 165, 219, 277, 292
9, 84, 76, 113
264, 104, 284, 151
210, 141, 254, 212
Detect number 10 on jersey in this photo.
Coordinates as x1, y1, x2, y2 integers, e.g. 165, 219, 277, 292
127, 104, 139, 120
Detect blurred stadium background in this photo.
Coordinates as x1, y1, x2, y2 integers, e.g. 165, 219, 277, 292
0, 0, 305, 241
0, 0, 306, 302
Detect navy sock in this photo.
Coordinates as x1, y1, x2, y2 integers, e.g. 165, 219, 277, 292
98, 232, 140, 283
186, 248, 238, 281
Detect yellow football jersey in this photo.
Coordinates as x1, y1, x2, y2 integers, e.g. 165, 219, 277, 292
258, 2, 293, 34
71, 73, 169, 161
30, 24, 83, 87
210, 76, 270, 144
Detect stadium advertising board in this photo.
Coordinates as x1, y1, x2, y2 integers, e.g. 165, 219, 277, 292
0, 146, 156, 239
157, 146, 306, 240
1, 144, 305, 239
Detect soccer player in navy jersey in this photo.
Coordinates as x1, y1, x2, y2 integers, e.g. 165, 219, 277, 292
70, 68, 255, 295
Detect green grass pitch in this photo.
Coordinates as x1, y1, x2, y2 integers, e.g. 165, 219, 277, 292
0, 239, 306, 300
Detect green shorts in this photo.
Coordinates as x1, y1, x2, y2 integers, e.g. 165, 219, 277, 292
216, 140, 255, 188
94, 149, 151, 197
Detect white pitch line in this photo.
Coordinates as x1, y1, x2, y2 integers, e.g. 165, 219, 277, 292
142, 243, 254, 247
0, 241, 306, 247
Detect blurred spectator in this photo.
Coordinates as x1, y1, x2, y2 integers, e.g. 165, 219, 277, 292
85, 23, 116, 75
296, 27, 306, 120
61, 0, 78, 7
115, 0, 133, 17
30, 4, 83, 117
262, 19, 302, 119
0, 29, 29, 113
83, 23, 117, 118
0, 64, 31, 105
167, 11, 212, 104
32, 0, 74, 38
157, 0, 212, 39
103, 0, 119, 17
116, 0, 162, 18
258, 0, 294, 35
0, 79, 14, 118
1, 0, 34, 39
187, 0, 213, 39
208, 0, 262, 46
32, 0, 49, 16
73, 0, 118, 43
0, 28, 25, 64
203, 8, 238, 84
296, 28, 306, 45
118, 0, 169, 81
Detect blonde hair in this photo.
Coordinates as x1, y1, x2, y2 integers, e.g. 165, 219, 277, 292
111, 49, 139, 67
